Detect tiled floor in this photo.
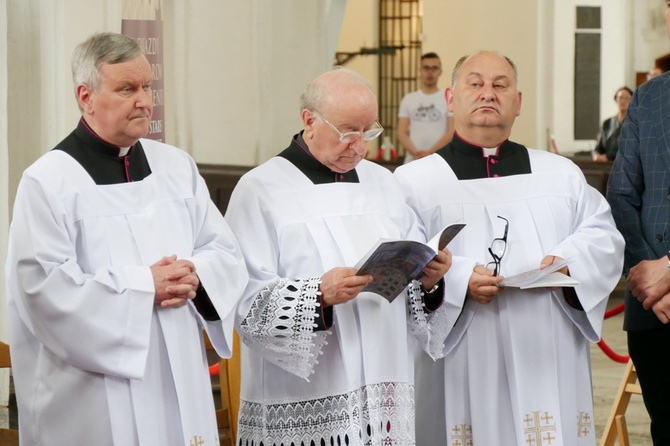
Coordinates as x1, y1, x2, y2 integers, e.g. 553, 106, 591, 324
592, 294, 652, 445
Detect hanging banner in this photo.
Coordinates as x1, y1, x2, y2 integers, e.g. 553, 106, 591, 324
121, 1, 165, 142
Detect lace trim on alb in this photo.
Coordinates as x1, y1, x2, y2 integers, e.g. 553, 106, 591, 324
406, 280, 447, 359
240, 277, 329, 380
237, 382, 415, 446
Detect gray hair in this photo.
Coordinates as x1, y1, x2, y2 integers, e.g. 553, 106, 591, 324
71, 32, 143, 93
299, 66, 374, 114
451, 51, 519, 87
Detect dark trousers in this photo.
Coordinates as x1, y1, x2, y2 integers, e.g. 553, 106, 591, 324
628, 324, 670, 445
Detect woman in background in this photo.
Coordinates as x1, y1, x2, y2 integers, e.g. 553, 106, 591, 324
594, 86, 633, 162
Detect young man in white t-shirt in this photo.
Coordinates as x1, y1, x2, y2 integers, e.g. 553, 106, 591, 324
397, 52, 454, 164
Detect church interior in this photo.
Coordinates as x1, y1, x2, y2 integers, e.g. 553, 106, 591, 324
0, 0, 666, 444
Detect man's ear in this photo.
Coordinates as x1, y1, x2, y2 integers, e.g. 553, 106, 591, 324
301, 109, 317, 139
76, 84, 93, 114
445, 87, 454, 113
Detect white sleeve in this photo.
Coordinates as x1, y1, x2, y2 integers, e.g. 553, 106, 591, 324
6, 173, 156, 379
185, 162, 250, 359
238, 277, 328, 380
549, 181, 625, 341
225, 174, 330, 380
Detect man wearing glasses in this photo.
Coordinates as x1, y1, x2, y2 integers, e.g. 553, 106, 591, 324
395, 51, 624, 445
225, 67, 452, 446
397, 52, 455, 164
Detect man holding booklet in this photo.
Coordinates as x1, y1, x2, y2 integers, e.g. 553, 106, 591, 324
225, 67, 453, 446
394, 51, 625, 445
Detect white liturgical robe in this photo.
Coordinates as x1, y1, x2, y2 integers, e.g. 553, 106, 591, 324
225, 138, 448, 446
6, 138, 248, 446
395, 143, 624, 446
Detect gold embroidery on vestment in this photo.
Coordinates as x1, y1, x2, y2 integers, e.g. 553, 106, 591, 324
523, 411, 557, 445
449, 423, 473, 446
577, 411, 592, 438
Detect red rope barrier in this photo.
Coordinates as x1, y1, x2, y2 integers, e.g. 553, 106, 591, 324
596, 302, 630, 363
596, 339, 630, 363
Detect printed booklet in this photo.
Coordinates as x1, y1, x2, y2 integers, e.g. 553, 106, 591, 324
354, 223, 466, 302
498, 258, 580, 289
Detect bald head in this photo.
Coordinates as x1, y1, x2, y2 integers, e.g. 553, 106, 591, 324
300, 68, 376, 116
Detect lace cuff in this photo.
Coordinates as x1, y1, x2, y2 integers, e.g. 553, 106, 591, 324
406, 279, 449, 359
240, 277, 330, 380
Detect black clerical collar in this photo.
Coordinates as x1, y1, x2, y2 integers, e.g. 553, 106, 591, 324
78, 118, 134, 158
277, 132, 360, 184
52, 118, 152, 185
436, 133, 531, 180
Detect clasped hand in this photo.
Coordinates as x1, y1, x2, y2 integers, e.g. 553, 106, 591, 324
151, 254, 199, 308
628, 257, 670, 323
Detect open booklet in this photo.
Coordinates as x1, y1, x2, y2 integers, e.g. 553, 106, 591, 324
498, 257, 580, 289
354, 223, 466, 302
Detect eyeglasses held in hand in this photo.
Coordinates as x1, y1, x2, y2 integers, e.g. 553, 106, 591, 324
310, 109, 384, 144
487, 215, 509, 277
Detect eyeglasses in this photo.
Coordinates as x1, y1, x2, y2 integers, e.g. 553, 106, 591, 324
487, 216, 509, 277
310, 110, 384, 144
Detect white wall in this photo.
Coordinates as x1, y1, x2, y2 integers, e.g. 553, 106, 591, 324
1, 0, 9, 343
631, 0, 669, 74
0, 0, 9, 411
336, 0, 378, 84
164, 1, 345, 165
536, 0, 555, 152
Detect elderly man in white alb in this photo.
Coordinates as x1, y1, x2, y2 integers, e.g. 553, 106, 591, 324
226, 67, 453, 446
